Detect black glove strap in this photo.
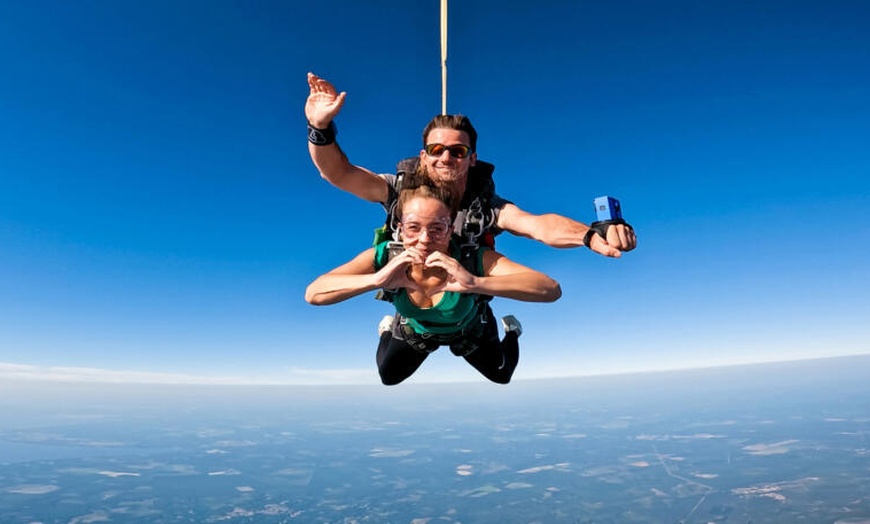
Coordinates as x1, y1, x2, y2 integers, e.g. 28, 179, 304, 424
307, 121, 336, 146
585, 219, 630, 247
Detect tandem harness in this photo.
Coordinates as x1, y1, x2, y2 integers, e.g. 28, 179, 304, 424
376, 240, 495, 357
373, 156, 500, 305
373, 157, 502, 356
389, 301, 498, 357
374, 157, 499, 254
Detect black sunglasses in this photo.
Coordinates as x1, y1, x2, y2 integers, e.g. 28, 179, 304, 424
424, 143, 473, 159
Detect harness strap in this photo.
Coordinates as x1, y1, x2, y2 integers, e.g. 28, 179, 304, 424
393, 302, 493, 357
375, 158, 497, 304
416, 318, 467, 329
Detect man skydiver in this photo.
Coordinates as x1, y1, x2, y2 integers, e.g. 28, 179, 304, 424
304, 72, 637, 256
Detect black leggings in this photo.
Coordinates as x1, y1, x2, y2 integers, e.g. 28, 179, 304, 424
376, 306, 519, 386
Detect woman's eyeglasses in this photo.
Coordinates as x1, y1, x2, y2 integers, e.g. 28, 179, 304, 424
424, 143, 473, 159
400, 220, 452, 241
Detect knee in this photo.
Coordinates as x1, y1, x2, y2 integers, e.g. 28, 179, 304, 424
480, 370, 512, 385
379, 372, 407, 386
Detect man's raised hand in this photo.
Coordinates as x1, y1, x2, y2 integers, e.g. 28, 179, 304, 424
305, 72, 347, 129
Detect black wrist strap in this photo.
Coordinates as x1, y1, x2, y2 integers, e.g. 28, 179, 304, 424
582, 228, 597, 248
307, 121, 336, 146
585, 219, 630, 247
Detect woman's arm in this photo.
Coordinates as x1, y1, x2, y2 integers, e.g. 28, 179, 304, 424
305, 248, 380, 305
305, 247, 424, 306
424, 250, 561, 303
475, 250, 561, 302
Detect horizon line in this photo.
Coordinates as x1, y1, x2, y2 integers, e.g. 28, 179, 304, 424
2, 352, 868, 387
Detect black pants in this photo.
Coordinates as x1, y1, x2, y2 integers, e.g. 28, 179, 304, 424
376, 305, 519, 386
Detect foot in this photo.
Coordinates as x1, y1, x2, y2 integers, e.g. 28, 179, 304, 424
501, 315, 522, 337
378, 315, 394, 336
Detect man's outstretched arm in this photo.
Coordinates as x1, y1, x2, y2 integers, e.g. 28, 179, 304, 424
496, 203, 637, 258
305, 72, 388, 204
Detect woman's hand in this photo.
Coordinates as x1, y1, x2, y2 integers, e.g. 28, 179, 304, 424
377, 247, 425, 292
422, 251, 477, 294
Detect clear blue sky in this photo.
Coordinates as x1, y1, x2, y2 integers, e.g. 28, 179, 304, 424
1, 0, 868, 385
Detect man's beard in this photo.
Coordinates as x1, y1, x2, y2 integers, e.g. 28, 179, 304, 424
427, 164, 467, 189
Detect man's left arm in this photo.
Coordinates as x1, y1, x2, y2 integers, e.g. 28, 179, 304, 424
495, 203, 636, 258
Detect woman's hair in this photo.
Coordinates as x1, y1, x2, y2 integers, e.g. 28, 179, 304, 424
396, 170, 458, 219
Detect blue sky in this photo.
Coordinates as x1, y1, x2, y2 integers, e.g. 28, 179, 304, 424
1, 0, 868, 385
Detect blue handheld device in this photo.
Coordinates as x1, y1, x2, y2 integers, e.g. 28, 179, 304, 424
594, 196, 622, 222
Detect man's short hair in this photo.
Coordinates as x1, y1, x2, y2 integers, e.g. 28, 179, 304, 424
422, 114, 478, 152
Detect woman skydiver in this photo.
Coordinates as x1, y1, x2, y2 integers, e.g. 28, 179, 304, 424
305, 174, 561, 385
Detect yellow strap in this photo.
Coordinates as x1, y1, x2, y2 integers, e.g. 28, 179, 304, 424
440, 0, 448, 115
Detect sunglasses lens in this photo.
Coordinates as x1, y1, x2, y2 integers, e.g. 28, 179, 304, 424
448, 145, 470, 158
425, 144, 471, 158
425, 144, 446, 156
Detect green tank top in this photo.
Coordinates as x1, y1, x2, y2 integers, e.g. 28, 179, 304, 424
374, 241, 486, 335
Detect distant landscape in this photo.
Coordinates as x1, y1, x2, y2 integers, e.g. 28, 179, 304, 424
2, 355, 869, 523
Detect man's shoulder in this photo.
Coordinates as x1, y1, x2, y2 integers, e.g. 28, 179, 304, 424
381, 173, 399, 208
465, 160, 509, 209
462, 186, 511, 210
489, 192, 511, 209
